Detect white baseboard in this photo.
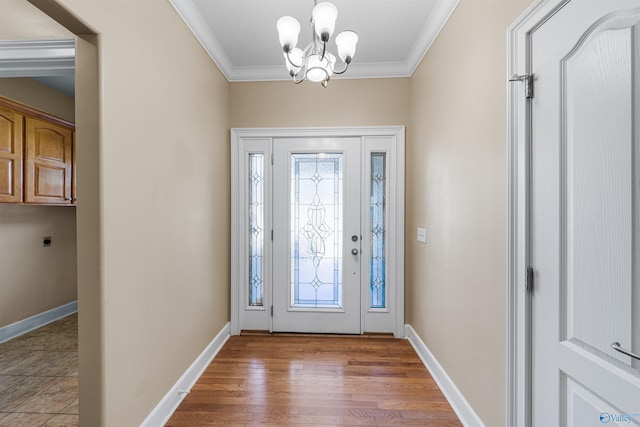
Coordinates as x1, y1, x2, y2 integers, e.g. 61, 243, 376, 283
405, 324, 485, 427
0, 301, 78, 344
140, 322, 231, 427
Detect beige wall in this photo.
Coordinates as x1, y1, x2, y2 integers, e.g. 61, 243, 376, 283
0, 78, 75, 122
19, 0, 232, 425
0, 78, 77, 328
406, 1, 532, 426
230, 78, 409, 128
0, 205, 77, 327
0, 0, 72, 39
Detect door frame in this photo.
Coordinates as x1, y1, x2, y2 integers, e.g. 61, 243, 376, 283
507, 1, 571, 426
230, 126, 405, 338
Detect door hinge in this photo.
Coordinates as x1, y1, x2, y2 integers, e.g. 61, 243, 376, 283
271, 230, 273, 241
271, 153, 274, 165
510, 74, 534, 99
525, 266, 534, 292
270, 305, 273, 317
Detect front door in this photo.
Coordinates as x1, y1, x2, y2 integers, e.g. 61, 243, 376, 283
231, 127, 404, 337
530, 1, 640, 425
273, 138, 361, 334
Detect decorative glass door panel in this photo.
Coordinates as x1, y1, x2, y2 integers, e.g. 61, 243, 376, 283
291, 153, 343, 309
369, 153, 386, 309
273, 138, 361, 333
248, 153, 264, 306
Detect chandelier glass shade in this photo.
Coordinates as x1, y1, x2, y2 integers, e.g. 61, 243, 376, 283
276, 1, 358, 87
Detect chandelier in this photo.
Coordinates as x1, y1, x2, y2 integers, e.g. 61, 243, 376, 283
276, 1, 358, 87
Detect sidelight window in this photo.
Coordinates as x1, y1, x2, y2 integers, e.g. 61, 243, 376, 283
248, 153, 264, 306
370, 153, 386, 309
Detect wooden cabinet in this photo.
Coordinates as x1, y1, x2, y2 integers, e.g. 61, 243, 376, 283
72, 132, 76, 204
0, 105, 23, 203
0, 96, 75, 205
24, 117, 73, 204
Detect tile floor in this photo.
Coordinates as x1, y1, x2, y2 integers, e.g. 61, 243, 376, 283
0, 314, 78, 426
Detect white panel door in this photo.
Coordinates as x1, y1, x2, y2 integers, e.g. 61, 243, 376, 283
531, 1, 640, 425
272, 137, 361, 333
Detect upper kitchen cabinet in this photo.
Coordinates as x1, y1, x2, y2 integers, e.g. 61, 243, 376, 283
0, 105, 23, 203
24, 117, 73, 204
0, 96, 75, 205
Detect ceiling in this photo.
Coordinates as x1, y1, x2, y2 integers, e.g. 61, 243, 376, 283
0, 0, 459, 97
169, 0, 460, 81
0, 0, 75, 97
32, 75, 75, 98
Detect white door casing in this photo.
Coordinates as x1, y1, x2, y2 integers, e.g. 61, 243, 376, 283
508, 1, 640, 426
230, 127, 405, 337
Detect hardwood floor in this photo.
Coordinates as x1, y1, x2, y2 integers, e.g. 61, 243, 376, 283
167, 335, 462, 426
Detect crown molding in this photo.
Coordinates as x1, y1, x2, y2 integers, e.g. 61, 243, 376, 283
169, 0, 459, 82
0, 39, 75, 78
168, 0, 232, 80
223, 61, 415, 82
405, 0, 460, 73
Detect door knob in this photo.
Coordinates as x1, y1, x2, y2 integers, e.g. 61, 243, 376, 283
351, 248, 359, 255
351, 235, 359, 242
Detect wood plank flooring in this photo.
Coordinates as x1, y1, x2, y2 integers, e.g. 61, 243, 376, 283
167, 335, 462, 426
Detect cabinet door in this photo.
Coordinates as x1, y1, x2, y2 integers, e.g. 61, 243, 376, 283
0, 106, 23, 203
24, 117, 73, 204
72, 131, 76, 204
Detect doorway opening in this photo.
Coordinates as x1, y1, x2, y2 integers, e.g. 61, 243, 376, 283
0, 0, 100, 425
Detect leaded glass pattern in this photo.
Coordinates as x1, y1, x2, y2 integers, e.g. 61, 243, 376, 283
249, 154, 264, 306
370, 153, 386, 309
291, 153, 343, 308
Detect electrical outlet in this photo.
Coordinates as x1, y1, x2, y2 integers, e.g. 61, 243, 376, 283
417, 228, 426, 244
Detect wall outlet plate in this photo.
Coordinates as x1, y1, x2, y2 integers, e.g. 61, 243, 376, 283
417, 228, 426, 244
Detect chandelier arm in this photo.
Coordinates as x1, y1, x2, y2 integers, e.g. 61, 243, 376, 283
285, 49, 304, 68
332, 62, 349, 75
321, 41, 327, 61
292, 71, 306, 84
